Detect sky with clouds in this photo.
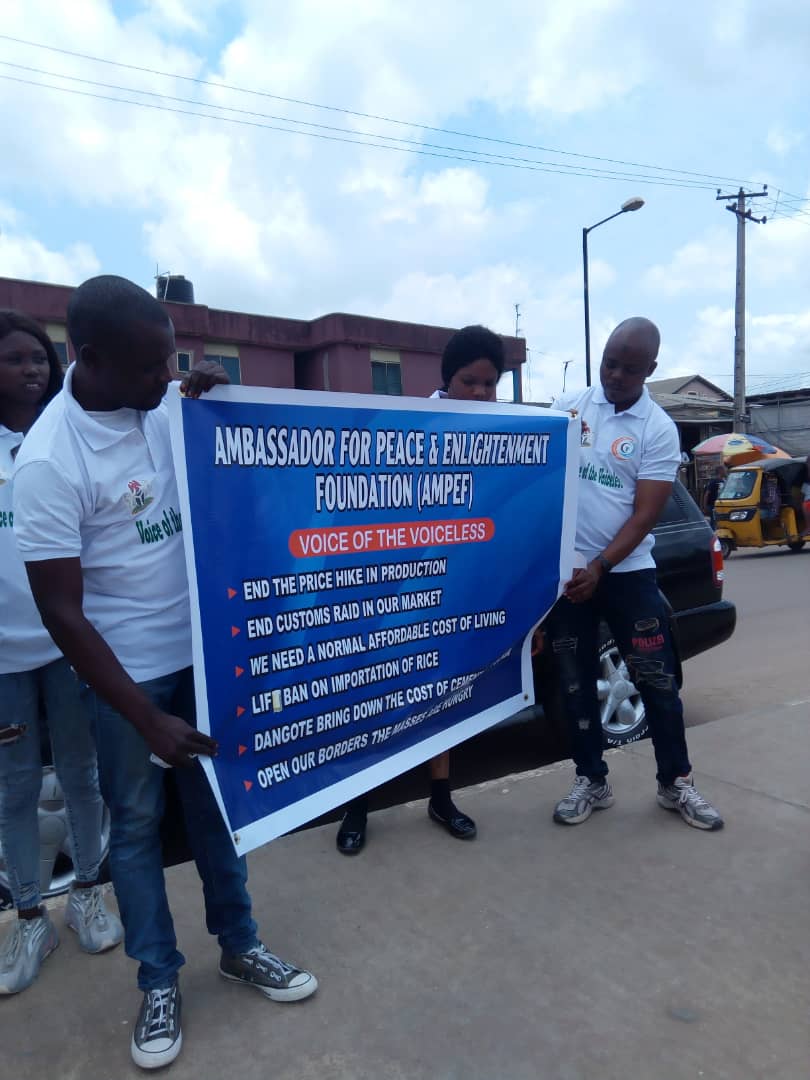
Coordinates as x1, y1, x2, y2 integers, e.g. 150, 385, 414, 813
1, 0, 809, 401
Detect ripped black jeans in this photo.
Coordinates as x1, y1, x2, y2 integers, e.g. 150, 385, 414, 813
546, 568, 691, 785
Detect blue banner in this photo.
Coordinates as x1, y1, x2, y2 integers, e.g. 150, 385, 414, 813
169, 386, 578, 853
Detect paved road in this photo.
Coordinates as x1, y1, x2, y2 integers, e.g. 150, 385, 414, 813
679, 544, 808, 727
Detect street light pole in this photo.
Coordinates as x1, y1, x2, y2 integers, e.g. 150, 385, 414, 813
582, 197, 645, 386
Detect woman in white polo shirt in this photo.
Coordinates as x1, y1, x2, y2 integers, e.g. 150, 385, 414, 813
0, 312, 122, 995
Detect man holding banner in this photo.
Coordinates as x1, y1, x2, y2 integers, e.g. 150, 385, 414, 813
13, 277, 318, 1071
548, 317, 723, 832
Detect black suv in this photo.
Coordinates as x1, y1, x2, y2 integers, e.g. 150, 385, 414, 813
534, 479, 736, 749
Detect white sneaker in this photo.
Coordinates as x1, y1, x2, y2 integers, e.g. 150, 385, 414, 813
657, 776, 724, 831
553, 775, 614, 825
65, 884, 124, 953
0, 912, 59, 994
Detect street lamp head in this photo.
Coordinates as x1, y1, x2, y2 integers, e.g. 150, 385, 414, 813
621, 196, 645, 213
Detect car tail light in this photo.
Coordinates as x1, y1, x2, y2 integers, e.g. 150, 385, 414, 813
710, 534, 725, 590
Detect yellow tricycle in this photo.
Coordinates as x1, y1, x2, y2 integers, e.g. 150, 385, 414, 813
714, 457, 809, 558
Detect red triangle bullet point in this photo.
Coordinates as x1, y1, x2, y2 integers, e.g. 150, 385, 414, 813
238, 744, 247, 756
227, 588, 237, 599
236, 705, 245, 717
235, 665, 244, 678
231, 625, 240, 637
243, 779, 253, 791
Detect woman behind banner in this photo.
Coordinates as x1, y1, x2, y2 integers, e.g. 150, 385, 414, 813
0, 311, 123, 995
335, 325, 505, 855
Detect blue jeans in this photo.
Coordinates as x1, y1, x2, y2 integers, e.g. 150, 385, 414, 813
0, 658, 103, 910
546, 569, 691, 785
82, 667, 257, 990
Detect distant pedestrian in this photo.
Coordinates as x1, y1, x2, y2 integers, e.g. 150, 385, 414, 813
701, 464, 726, 529
548, 317, 723, 832
760, 473, 781, 521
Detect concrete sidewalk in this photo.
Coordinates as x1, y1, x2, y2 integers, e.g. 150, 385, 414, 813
3, 702, 809, 1080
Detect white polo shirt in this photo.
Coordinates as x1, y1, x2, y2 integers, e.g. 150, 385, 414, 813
13, 366, 191, 681
0, 425, 61, 674
554, 384, 680, 572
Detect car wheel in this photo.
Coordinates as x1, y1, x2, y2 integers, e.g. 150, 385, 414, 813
719, 538, 733, 559
788, 540, 805, 553
598, 636, 649, 747
0, 766, 111, 909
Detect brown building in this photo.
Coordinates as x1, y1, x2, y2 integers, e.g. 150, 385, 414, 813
0, 275, 526, 399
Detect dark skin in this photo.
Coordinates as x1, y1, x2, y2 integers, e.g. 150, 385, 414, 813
0, 330, 51, 433
24, 319, 227, 768
564, 317, 673, 604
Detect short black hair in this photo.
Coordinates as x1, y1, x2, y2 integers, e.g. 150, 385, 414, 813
67, 275, 171, 355
440, 325, 505, 390
0, 310, 63, 404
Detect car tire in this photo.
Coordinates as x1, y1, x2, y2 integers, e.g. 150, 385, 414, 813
719, 538, 733, 559
788, 540, 805, 553
0, 766, 111, 909
598, 633, 649, 748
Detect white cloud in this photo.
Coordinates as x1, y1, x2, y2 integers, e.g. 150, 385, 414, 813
657, 303, 810, 385
0, 209, 100, 284
1, 0, 810, 407
643, 232, 733, 297
766, 127, 804, 156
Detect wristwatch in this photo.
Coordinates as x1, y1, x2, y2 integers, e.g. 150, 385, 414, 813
596, 553, 613, 574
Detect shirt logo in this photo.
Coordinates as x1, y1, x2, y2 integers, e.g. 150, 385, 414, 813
611, 436, 636, 460
580, 420, 593, 447
124, 479, 154, 516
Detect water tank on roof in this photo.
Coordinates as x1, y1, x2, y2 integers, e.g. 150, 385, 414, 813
156, 274, 195, 304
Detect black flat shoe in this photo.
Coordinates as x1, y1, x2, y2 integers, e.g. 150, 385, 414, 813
427, 801, 477, 840
336, 815, 367, 855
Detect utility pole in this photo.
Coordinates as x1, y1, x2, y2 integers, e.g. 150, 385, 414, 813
513, 302, 523, 403
716, 186, 768, 432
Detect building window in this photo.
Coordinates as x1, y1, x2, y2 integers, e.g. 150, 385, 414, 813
45, 323, 70, 371
176, 350, 193, 373
370, 348, 402, 396
205, 344, 241, 385
52, 341, 69, 369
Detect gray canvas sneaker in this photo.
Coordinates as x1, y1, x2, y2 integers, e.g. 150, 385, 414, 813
131, 983, 182, 1070
0, 912, 59, 994
657, 776, 724, 830
65, 884, 124, 953
553, 774, 615, 825
219, 943, 318, 1001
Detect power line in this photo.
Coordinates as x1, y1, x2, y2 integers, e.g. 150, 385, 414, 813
0, 32, 768, 191
0, 61, 718, 187
0, 72, 729, 189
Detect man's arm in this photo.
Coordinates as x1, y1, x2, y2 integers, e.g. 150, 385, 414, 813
564, 479, 673, 603
25, 557, 217, 766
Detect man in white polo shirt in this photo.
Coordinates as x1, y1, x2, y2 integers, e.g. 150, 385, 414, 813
548, 317, 723, 831
13, 276, 317, 1070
